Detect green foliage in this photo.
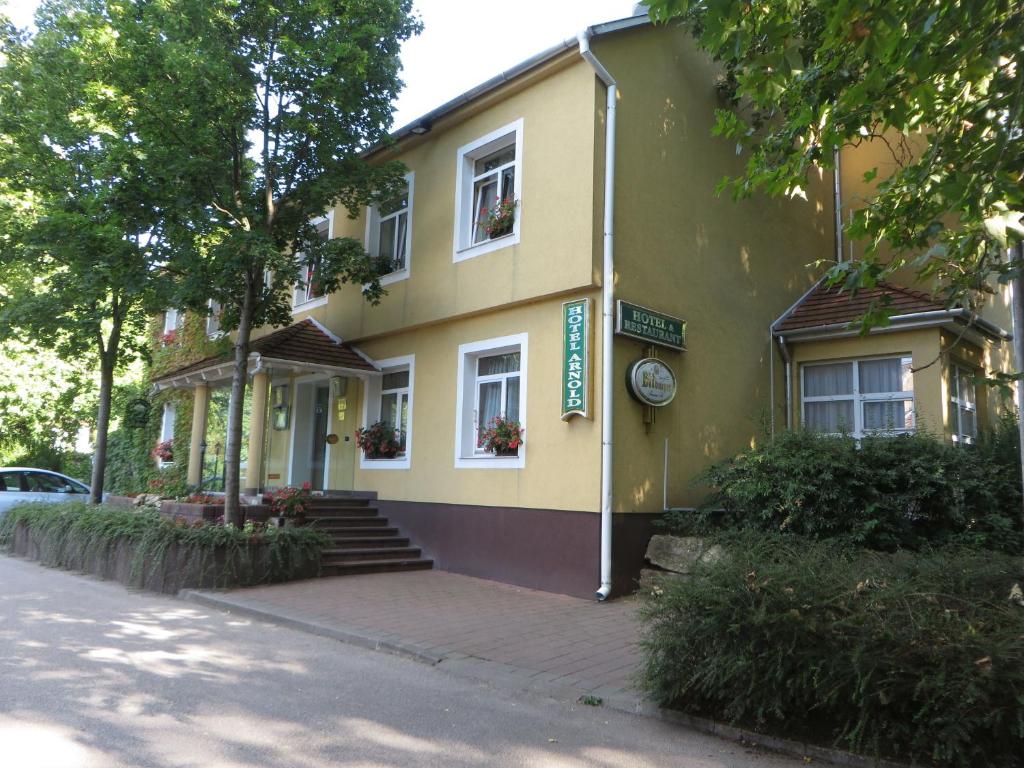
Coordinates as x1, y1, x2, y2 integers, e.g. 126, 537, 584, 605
640, 532, 1024, 767
0, 340, 96, 465
0, 501, 331, 588
672, 424, 1023, 552
645, 0, 1023, 328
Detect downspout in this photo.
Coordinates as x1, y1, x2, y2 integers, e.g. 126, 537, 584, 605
777, 335, 792, 430
578, 28, 617, 601
833, 147, 844, 263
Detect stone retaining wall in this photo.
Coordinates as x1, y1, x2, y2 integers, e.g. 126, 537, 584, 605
8, 520, 318, 593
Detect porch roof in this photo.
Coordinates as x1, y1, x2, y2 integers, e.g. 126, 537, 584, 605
772, 279, 1011, 344
152, 318, 378, 390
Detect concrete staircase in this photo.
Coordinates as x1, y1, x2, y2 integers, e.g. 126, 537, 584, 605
306, 494, 433, 577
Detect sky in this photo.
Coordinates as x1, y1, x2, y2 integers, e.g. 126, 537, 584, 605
1, 0, 640, 128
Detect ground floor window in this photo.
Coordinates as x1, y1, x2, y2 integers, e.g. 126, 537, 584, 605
361, 355, 414, 469
156, 402, 176, 467
455, 333, 527, 467
949, 364, 978, 445
801, 355, 914, 438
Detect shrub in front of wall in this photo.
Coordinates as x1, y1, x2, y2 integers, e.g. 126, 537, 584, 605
677, 423, 1023, 552
640, 531, 1024, 767
0, 502, 331, 591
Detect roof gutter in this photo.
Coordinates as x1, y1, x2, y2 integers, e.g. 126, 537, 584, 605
578, 27, 617, 603
370, 15, 650, 155
776, 309, 1012, 344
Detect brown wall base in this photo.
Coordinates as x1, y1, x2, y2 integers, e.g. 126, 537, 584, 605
377, 500, 661, 600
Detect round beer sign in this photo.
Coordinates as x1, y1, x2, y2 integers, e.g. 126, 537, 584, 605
626, 358, 677, 407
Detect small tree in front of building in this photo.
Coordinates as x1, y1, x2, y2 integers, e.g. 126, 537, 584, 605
0, 3, 178, 503
116, 0, 421, 523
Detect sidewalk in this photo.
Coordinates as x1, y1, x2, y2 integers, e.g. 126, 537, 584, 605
184, 570, 643, 709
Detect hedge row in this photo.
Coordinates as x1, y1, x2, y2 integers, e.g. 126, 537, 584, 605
640, 532, 1024, 767
0, 502, 331, 591
673, 422, 1023, 552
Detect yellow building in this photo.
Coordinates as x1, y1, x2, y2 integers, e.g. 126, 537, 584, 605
153, 13, 1015, 598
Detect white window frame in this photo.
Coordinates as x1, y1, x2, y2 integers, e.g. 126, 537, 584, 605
800, 355, 916, 439
162, 308, 182, 334
454, 333, 528, 469
365, 172, 414, 286
949, 363, 978, 445
293, 211, 333, 312
453, 118, 523, 263
157, 402, 176, 468
360, 354, 415, 470
206, 298, 224, 338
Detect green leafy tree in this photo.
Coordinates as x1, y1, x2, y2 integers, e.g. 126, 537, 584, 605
0, 340, 97, 469
645, 0, 1022, 323
0, 1, 178, 502
116, 0, 420, 523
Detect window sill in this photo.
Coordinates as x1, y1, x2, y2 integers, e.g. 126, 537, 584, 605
360, 455, 411, 470
454, 453, 524, 470
292, 295, 329, 313
370, 268, 409, 289
453, 231, 519, 263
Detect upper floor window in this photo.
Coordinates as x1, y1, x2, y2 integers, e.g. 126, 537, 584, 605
453, 119, 523, 262
801, 356, 914, 439
366, 173, 413, 282
161, 308, 183, 345
293, 214, 332, 309
949, 364, 977, 445
207, 299, 223, 338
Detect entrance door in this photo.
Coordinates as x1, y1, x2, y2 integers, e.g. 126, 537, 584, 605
309, 384, 330, 490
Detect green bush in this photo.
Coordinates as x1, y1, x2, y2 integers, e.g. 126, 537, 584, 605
640, 532, 1024, 767
673, 422, 1023, 552
0, 502, 331, 588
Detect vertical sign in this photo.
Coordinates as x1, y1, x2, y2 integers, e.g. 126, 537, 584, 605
561, 298, 590, 420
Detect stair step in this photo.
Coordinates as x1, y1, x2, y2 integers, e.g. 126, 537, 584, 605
327, 526, 399, 537
305, 506, 381, 518
330, 536, 409, 548
310, 516, 386, 527
322, 546, 422, 563
309, 497, 371, 508
321, 558, 433, 576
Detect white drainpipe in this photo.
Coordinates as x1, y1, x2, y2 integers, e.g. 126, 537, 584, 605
577, 28, 617, 601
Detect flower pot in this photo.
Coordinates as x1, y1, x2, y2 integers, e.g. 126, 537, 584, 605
487, 221, 513, 239
494, 446, 519, 457
283, 513, 306, 528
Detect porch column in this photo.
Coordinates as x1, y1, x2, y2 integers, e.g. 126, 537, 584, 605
244, 371, 270, 496
186, 383, 209, 487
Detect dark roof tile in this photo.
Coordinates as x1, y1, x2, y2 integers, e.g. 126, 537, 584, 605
776, 281, 947, 333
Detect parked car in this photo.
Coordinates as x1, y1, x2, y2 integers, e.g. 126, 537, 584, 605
0, 467, 91, 519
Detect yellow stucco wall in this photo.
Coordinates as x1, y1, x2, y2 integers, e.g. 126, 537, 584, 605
592, 24, 833, 511
285, 53, 600, 343
341, 294, 604, 512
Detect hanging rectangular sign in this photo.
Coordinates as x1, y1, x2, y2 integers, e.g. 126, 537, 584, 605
615, 300, 686, 351
561, 298, 591, 420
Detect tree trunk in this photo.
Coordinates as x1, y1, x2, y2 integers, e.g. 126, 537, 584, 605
89, 351, 116, 505
1010, 243, 1024, 522
223, 283, 256, 526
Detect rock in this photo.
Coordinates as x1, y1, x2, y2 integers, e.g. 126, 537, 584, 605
645, 535, 724, 575
638, 568, 689, 593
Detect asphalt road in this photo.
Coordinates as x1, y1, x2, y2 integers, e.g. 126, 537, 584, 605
0, 555, 804, 768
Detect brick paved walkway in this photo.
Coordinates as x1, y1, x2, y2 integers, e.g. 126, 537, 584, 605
186, 571, 643, 707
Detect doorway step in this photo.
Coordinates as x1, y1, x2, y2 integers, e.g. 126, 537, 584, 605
306, 494, 433, 576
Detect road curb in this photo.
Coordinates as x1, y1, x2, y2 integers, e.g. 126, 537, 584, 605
181, 588, 906, 768
180, 589, 445, 666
